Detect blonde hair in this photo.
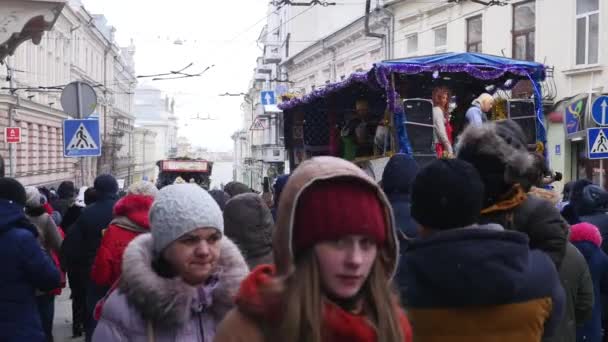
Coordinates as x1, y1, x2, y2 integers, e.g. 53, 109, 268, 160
432, 86, 451, 114
263, 248, 404, 342
475, 93, 495, 108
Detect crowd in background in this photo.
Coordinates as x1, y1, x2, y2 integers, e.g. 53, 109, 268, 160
2, 119, 608, 342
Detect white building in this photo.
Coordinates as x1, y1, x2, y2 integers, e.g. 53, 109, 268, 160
235, 2, 366, 191
263, 0, 607, 188
0, 0, 137, 187
131, 126, 157, 182
134, 85, 179, 169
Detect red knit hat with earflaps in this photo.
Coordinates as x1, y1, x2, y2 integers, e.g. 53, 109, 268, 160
292, 178, 387, 255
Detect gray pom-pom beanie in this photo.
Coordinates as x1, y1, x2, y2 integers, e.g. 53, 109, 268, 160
149, 184, 224, 255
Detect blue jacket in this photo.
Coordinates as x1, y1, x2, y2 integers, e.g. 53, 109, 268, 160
381, 154, 418, 238
0, 199, 61, 342
573, 241, 608, 342
402, 225, 565, 342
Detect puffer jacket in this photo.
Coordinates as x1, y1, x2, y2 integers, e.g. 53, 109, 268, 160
402, 225, 565, 342
543, 243, 594, 342
0, 199, 61, 342
480, 193, 569, 268
93, 234, 249, 342
215, 156, 412, 342
90, 195, 154, 287
570, 223, 608, 342
223, 193, 274, 269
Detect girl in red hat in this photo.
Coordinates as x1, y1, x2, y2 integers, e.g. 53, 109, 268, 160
216, 156, 412, 342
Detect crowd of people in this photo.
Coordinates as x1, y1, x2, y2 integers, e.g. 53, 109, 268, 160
1, 118, 608, 342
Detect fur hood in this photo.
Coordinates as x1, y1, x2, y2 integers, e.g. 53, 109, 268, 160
118, 233, 249, 327
456, 121, 535, 205
456, 121, 534, 180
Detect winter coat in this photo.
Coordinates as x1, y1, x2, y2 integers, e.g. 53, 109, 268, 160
60, 205, 83, 234
480, 193, 568, 267
51, 197, 72, 217
26, 212, 63, 254
571, 232, 608, 342
223, 193, 274, 269
0, 199, 61, 342
381, 154, 419, 238
543, 243, 594, 342
93, 233, 249, 342
402, 225, 566, 342
580, 213, 608, 255
215, 156, 412, 342
61, 194, 118, 273
90, 195, 154, 287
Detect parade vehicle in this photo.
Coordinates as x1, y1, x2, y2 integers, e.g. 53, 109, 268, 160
278, 52, 548, 179
156, 158, 214, 189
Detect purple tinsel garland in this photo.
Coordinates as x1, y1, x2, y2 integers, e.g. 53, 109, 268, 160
279, 72, 376, 110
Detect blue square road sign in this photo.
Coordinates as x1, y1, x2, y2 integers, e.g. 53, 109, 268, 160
63, 119, 102, 157
587, 127, 608, 160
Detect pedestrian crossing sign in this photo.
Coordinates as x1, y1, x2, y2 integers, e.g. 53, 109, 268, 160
587, 127, 608, 160
63, 119, 101, 157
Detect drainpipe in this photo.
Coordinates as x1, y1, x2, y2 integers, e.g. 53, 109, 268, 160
365, 0, 386, 55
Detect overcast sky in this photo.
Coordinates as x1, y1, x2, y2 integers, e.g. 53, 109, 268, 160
83, 0, 269, 152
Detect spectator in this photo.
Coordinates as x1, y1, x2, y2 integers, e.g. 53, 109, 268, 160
403, 158, 565, 341
62, 174, 119, 341
381, 153, 419, 238
543, 242, 594, 342
224, 193, 274, 269
0, 178, 60, 342
570, 223, 608, 342
24, 186, 65, 342
93, 184, 249, 341
271, 175, 289, 221
0, 154, 4, 177
216, 156, 412, 342
457, 120, 568, 267
558, 181, 575, 212
224, 181, 252, 198
52, 181, 76, 216
209, 189, 230, 211
84, 187, 98, 206
91, 181, 157, 288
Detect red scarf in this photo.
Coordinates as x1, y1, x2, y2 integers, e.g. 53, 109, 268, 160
236, 265, 412, 342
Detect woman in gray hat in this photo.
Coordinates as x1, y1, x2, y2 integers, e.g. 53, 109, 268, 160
93, 184, 249, 342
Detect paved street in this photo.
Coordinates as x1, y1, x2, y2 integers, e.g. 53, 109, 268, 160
53, 289, 84, 342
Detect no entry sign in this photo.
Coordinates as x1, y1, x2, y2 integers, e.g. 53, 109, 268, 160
4, 127, 21, 143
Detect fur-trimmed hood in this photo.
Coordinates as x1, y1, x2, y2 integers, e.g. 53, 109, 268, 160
118, 233, 249, 327
457, 121, 535, 205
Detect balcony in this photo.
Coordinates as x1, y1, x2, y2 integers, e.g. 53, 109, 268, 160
263, 46, 282, 64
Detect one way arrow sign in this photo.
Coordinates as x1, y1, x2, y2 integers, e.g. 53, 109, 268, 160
591, 96, 608, 126
261, 91, 276, 105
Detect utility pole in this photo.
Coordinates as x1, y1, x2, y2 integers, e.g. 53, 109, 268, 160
6, 59, 17, 177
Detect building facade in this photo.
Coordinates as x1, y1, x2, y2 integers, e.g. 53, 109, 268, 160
134, 85, 179, 174
253, 0, 606, 189
131, 126, 157, 182
0, 0, 136, 187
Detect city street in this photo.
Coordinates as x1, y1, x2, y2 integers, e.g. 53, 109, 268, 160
53, 289, 84, 342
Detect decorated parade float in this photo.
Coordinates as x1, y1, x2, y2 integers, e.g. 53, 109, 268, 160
279, 52, 547, 179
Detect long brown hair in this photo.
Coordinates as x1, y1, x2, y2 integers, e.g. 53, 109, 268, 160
264, 247, 404, 342
432, 86, 451, 115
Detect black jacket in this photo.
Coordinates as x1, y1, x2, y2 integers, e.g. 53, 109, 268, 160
61, 195, 117, 273
480, 195, 568, 267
